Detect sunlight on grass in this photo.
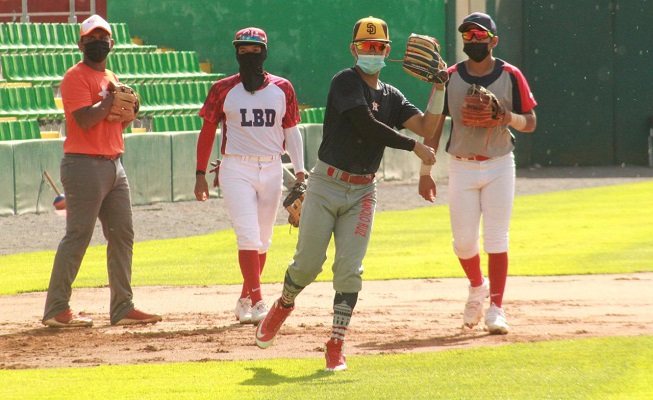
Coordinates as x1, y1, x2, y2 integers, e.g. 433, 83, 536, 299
0, 181, 651, 295
1, 336, 651, 399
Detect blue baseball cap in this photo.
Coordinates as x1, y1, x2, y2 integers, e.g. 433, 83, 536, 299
458, 12, 497, 35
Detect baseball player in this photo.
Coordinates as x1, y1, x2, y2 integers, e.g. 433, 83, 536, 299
194, 27, 306, 325
255, 16, 445, 372
419, 12, 537, 334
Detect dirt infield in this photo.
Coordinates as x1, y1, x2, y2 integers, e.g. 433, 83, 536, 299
0, 166, 652, 370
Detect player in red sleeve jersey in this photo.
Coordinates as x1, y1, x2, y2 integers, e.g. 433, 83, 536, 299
194, 27, 306, 326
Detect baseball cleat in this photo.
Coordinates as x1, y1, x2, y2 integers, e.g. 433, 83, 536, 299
251, 300, 269, 325
485, 303, 509, 334
255, 298, 293, 349
114, 308, 162, 326
234, 298, 253, 324
43, 309, 93, 328
325, 338, 347, 372
463, 279, 490, 329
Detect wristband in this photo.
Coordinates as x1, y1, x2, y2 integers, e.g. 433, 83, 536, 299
419, 163, 432, 176
510, 113, 528, 131
196, 170, 206, 176
426, 87, 445, 115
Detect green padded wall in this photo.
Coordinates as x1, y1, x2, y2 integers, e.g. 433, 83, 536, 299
122, 133, 173, 205
0, 144, 15, 216
301, 124, 322, 171
170, 130, 220, 202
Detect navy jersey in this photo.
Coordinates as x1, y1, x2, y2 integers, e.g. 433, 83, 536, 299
318, 68, 419, 174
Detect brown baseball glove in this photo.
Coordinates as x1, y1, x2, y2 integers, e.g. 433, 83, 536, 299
283, 182, 306, 228
106, 81, 139, 123
402, 34, 448, 85
460, 84, 506, 128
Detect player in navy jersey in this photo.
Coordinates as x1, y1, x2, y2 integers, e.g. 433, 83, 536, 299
194, 27, 306, 326
255, 17, 446, 372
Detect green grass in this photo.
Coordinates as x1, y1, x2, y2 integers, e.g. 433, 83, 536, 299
1, 336, 651, 399
1, 181, 652, 295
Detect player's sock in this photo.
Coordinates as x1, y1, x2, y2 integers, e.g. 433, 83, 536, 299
239, 250, 262, 304
488, 252, 508, 307
459, 254, 484, 287
280, 270, 304, 308
331, 292, 357, 341
258, 252, 267, 275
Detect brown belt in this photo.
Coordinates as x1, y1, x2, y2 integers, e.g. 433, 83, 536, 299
67, 153, 121, 161
455, 155, 491, 161
326, 167, 375, 185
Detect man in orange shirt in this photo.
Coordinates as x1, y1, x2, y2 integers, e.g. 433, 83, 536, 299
42, 15, 162, 327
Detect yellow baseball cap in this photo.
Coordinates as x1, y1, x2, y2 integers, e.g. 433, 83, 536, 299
352, 16, 390, 43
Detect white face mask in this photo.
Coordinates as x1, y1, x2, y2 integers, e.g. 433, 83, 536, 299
356, 54, 386, 74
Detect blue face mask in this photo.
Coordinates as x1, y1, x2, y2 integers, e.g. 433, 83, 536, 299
356, 54, 386, 75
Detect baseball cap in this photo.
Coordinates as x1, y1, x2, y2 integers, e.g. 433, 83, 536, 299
458, 12, 497, 35
352, 16, 390, 43
233, 27, 268, 48
80, 14, 112, 37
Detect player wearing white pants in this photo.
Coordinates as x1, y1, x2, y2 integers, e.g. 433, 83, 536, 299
419, 13, 537, 334
194, 27, 305, 326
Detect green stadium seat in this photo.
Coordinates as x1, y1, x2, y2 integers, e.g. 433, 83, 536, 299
0, 122, 12, 141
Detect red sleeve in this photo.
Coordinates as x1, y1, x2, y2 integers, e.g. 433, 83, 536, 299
196, 119, 219, 173
504, 63, 537, 113
270, 76, 300, 128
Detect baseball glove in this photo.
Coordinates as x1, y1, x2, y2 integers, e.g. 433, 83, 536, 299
460, 84, 506, 128
402, 34, 448, 85
283, 182, 306, 228
106, 81, 139, 123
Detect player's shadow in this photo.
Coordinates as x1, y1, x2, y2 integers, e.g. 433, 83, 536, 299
240, 367, 354, 387
357, 330, 487, 352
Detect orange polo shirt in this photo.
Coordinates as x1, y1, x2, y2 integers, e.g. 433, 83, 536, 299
60, 62, 124, 156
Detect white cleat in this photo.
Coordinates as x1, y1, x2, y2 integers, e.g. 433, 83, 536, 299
485, 303, 509, 335
462, 279, 490, 329
234, 298, 253, 324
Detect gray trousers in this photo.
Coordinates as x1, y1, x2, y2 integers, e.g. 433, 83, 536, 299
43, 154, 135, 325
287, 160, 377, 293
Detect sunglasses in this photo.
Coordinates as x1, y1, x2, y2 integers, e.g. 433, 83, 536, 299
354, 41, 387, 52
461, 29, 495, 41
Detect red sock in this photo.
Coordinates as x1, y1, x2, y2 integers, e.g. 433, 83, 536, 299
488, 252, 508, 307
258, 252, 267, 275
459, 254, 484, 287
238, 250, 262, 304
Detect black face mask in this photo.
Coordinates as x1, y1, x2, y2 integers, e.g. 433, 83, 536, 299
463, 42, 490, 63
84, 40, 111, 63
236, 47, 267, 92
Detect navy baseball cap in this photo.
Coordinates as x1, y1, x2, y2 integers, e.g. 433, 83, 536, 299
458, 12, 497, 35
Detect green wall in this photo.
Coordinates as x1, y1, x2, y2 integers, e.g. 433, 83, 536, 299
107, 0, 653, 167
108, 0, 447, 110
520, 0, 653, 166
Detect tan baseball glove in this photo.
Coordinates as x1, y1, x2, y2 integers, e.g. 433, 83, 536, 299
460, 84, 506, 128
283, 182, 306, 228
402, 34, 448, 84
106, 81, 139, 123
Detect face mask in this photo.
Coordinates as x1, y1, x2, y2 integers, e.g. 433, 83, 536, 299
236, 48, 267, 92
463, 42, 490, 63
356, 54, 386, 75
83, 40, 110, 63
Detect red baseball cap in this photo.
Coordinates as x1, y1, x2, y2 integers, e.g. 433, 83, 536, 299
233, 27, 268, 48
